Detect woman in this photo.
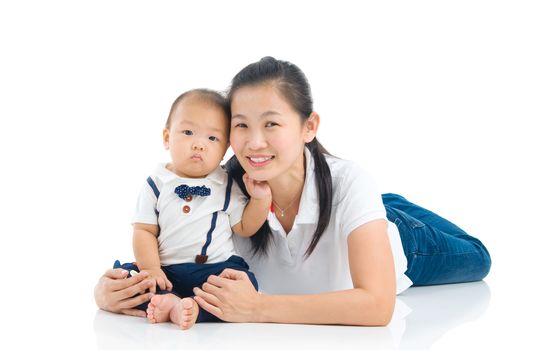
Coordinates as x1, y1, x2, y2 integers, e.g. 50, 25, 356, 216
94, 57, 491, 326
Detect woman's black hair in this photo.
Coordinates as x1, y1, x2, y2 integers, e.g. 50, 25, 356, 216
225, 56, 333, 258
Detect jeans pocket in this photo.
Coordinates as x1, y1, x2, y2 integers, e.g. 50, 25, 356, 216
412, 225, 440, 255
393, 217, 417, 255
390, 209, 439, 256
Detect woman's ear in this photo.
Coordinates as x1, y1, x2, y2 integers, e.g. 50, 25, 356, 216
163, 128, 170, 150
304, 112, 320, 143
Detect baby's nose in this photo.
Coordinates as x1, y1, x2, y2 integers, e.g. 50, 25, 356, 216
193, 143, 205, 151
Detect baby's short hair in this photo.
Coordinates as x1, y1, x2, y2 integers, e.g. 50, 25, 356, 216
165, 89, 230, 129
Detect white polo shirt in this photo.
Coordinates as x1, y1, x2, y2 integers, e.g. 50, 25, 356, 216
233, 148, 413, 295
132, 164, 247, 265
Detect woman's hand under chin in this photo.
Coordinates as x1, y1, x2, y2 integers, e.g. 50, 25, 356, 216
193, 268, 264, 323
243, 173, 272, 200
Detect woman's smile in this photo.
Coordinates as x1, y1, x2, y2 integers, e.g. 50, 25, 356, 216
247, 155, 275, 167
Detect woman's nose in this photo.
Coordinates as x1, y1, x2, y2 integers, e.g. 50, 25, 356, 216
246, 130, 268, 150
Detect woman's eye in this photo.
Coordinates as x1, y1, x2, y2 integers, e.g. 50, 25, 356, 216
234, 123, 247, 128
208, 136, 219, 142
182, 130, 193, 136
266, 122, 278, 128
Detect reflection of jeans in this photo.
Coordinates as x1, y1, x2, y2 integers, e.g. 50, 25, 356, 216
382, 193, 491, 286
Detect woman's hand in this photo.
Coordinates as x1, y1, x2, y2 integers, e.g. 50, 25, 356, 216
193, 268, 263, 322
243, 173, 271, 200
94, 268, 155, 317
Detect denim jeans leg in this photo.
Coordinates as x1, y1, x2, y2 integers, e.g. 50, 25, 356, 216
382, 193, 492, 286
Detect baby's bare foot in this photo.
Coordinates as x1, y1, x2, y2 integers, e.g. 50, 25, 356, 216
147, 294, 181, 324
169, 297, 199, 330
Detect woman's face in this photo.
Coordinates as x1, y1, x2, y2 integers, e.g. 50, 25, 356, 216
230, 84, 317, 182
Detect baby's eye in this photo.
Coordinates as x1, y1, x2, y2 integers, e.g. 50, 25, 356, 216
234, 123, 247, 128
208, 136, 219, 142
182, 130, 193, 136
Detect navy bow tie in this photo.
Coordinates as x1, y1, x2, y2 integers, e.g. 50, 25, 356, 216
175, 184, 211, 199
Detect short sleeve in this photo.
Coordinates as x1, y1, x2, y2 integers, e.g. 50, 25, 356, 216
338, 163, 387, 238
131, 181, 159, 225
225, 179, 248, 227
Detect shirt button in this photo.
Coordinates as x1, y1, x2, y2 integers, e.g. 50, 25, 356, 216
182, 205, 191, 214
185, 194, 193, 202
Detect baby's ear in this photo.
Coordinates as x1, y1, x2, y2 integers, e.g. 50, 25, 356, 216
162, 128, 170, 149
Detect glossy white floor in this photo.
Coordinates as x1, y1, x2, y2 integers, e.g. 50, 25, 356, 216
4, 262, 533, 349
90, 282, 494, 350
57, 273, 531, 350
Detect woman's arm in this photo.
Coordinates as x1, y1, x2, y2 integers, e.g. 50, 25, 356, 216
232, 173, 272, 237
194, 219, 396, 326
232, 197, 271, 237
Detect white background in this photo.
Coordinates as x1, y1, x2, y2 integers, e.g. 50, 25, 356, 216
1, 1, 534, 349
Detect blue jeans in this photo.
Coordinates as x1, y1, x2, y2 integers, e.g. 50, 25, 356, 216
382, 193, 491, 286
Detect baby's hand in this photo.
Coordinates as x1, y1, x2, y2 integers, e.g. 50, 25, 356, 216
243, 173, 272, 200
141, 268, 173, 294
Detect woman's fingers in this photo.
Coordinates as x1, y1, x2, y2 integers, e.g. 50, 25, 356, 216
109, 271, 150, 292
121, 308, 147, 318
193, 293, 223, 318
219, 268, 248, 280
104, 268, 129, 279
201, 281, 222, 295
193, 286, 222, 307
118, 291, 154, 310
206, 274, 231, 288
117, 277, 154, 300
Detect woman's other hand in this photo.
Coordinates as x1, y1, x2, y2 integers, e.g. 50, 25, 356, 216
94, 268, 155, 317
193, 268, 263, 322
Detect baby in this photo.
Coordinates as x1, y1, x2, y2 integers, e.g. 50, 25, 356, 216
117, 89, 271, 329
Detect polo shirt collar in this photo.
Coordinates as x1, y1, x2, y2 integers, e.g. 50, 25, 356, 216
205, 166, 227, 185
267, 147, 320, 233
294, 147, 320, 225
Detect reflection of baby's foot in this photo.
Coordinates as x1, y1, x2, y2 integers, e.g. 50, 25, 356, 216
147, 294, 180, 324
169, 297, 199, 330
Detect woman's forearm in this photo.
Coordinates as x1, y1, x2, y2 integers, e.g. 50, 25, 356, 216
256, 288, 395, 326
234, 197, 271, 237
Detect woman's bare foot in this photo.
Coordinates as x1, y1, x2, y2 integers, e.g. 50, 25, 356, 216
169, 297, 199, 330
147, 294, 199, 330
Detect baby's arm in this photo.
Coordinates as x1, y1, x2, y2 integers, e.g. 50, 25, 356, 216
132, 223, 172, 293
232, 174, 272, 237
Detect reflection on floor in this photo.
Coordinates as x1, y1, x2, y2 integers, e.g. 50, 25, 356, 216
398, 281, 490, 349
93, 281, 490, 350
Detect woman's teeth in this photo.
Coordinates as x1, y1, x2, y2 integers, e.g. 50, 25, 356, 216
247, 156, 274, 167
250, 156, 273, 163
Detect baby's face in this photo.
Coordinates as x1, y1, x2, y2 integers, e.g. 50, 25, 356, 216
163, 97, 229, 178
